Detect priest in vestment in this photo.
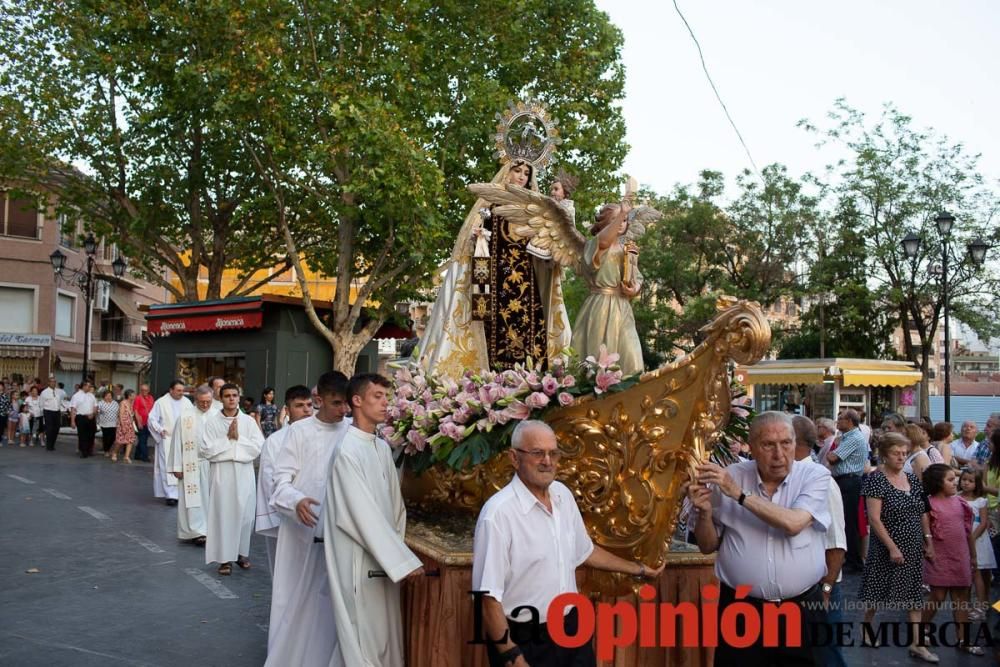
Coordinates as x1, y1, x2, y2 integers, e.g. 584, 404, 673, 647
148, 380, 192, 506
323, 373, 423, 667
264, 373, 350, 667
255, 384, 315, 574
168, 385, 216, 543
200, 383, 264, 575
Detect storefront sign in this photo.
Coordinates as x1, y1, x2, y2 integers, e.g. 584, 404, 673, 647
0, 333, 51, 346
148, 311, 263, 334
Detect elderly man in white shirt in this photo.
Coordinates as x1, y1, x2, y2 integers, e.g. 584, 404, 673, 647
690, 411, 832, 667
472, 420, 664, 667
69, 380, 98, 458
39, 376, 66, 451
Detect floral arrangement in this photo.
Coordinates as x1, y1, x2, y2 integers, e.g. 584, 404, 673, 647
382, 346, 635, 473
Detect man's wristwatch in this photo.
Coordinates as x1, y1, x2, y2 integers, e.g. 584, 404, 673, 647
499, 645, 522, 665
821, 582, 833, 595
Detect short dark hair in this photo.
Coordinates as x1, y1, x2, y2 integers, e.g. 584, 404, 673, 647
347, 373, 391, 407
260, 386, 275, 404
168, 379, 185, 390
284, 384, 312, 404
959, 468, 985, 497
922, 463, 953, 496
220, 382, 240, 398
316, 371, 349, 399
931, 421, 954, 442
101, 389, 113, 399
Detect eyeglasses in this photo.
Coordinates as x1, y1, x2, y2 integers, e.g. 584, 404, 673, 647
513, 448, 562, 462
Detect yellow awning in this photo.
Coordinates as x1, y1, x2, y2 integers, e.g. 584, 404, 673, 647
743, 369, 825, 385
841, 370, 922, 388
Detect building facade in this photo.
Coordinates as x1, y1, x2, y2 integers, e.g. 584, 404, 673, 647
0, 183, 165, 390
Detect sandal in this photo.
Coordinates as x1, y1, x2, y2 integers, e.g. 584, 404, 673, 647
123, 457, 132, 464
194, 536, 207, 546
236, 556, 251, 570
111, 455, 117, 463
958, 643, 985, 656
217, 563, 232, 576
908, 646, 940, 663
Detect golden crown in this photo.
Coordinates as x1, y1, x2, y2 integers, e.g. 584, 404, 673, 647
492, 99, 560, 170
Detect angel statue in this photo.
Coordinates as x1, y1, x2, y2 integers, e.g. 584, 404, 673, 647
417, 101, 572, 378
469, 176, 660, 377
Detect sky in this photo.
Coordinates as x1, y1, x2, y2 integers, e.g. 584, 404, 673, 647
593, 0, 1000, 198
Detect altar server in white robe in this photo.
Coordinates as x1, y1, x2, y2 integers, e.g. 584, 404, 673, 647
323, 373, 424, 667
168, 385, 216, 543
201, 383, 264, 575
264, 372, 350, 666
148, 380, 192, 506
255, 383, 315, 574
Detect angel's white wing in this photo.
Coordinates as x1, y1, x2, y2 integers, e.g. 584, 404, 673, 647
467, 183, 586, 270
622, 205, 663, 244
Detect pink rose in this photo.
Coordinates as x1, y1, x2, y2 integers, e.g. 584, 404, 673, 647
524, 391, 550, 410
541, 376, 559, 396
562, 375, 576, 388
558, 392, 575, 406
406, 429, 427, 451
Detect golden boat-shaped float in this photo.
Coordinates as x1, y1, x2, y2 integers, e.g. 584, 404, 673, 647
404, 300, 771, 596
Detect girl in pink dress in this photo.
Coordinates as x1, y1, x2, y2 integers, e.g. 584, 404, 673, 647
921, 463, 983, 656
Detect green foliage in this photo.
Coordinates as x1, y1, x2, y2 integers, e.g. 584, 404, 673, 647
0, 0, 293, 300
800, 99, 1000, 408
634, 166, 816, 359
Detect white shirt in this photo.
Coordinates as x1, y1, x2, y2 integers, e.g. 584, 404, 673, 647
69, 390, 97, 417
39, 387, 65, 412
25, 395, 42, 418
952, 438, 977, 463
703, 459, 831, 600
797, 457, 847, 583
472, 475, 594, 621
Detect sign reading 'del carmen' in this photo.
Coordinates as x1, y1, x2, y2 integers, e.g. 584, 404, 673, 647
0, 333, 52, 346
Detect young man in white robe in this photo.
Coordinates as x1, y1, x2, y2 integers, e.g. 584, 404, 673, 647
148, 380, 192, 506
168, 385, 216, 544
323, 373, 424, 667
264, 372, 350, 667
255, 384, 315, 574
201, 383, 264, 575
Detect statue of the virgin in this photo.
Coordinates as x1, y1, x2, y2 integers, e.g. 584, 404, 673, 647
417, 101, 571, 378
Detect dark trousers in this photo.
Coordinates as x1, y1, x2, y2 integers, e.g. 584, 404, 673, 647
486, 608, 596, 667
76, 415, 96, 457
43, 410, 60, 450
0, 416, 7, 441
715, 583, 823, 667
135, 426, 150, 461
101, 427, 117, 452
835, 473, 864, 570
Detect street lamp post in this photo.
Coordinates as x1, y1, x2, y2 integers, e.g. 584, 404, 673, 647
901, 212, 990, 422
49, 233, 127, 384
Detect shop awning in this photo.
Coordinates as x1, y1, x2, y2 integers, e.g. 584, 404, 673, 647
743, 367, 826, 385
841, 369, 922, 388
741, 358, 923, 388
56, 355, 85, 371
0, 345, 45, 358
109, 292, 147, 323
375, 322, 415, 339
146, 297, 264, 334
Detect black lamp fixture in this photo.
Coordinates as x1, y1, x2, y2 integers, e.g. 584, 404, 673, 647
934, 211, 955, 236
967, 238, 989, 266
82, 232, 97, 256
112, 255, 127, 278
901, 232, 921, 259
49, 248, 67, 273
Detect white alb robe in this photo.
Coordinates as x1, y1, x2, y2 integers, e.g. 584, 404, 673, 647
323, 425, 422, 667
168, 405, 215, 540
264, 415, 350, 667
148, 394, 192, 499
255, 427, 290, 575
200, 411, 264, 564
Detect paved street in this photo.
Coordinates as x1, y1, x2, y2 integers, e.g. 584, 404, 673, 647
0, 436, 269, 666
3, 434, 999, 666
